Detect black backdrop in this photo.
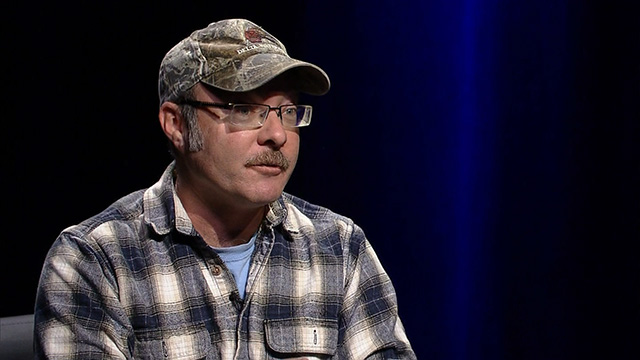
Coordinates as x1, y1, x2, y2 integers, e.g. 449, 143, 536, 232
4, 1, 639, 358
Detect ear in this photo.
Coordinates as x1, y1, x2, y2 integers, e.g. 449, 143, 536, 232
159, 101, 186, 152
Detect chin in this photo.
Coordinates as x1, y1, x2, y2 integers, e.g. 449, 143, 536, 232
247, 176, 289, 200
242, 186, 285, 207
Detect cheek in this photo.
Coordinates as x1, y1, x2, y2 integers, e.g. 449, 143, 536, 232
284, 133, 301, 164
207, 137, 246, 169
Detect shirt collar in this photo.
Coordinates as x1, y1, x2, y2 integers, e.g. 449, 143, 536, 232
143, 162, 185, 235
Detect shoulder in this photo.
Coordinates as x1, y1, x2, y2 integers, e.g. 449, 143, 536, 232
281, 192, 354, 226
279, 193, 366, 247
56, 189, 148, 248
40, 189, 149, 287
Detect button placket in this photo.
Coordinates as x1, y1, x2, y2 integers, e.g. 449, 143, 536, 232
211, 264, 222, 276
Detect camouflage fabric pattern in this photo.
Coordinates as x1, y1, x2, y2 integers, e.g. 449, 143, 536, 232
158, 19, 330, 104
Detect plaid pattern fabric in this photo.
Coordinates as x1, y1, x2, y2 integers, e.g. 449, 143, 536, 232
35, 162, 416, 359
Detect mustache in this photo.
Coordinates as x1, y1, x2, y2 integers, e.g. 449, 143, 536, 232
245, 151, 290, 171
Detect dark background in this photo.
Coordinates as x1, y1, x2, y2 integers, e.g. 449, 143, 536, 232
4, 1, 639, 359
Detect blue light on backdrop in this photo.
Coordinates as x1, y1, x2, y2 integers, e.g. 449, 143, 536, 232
297, 0, 638, 358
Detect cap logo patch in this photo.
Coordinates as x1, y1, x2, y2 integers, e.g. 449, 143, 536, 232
237, 27, 282, 55
245, 28, 264, 43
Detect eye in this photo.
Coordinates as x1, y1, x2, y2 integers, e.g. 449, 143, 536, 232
281, 105, 298, 117
233, 105, 253, 117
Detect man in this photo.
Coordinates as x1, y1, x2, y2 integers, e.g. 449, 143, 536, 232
35, 19, 416, 359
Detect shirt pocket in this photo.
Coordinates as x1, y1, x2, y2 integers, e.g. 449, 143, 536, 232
133, 327, 212, 360
264, 318, 338, 358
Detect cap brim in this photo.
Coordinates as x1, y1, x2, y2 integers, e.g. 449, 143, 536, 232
202, 54, 331, 95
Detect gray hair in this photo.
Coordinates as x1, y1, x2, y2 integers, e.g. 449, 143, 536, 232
166, 87, 204, 157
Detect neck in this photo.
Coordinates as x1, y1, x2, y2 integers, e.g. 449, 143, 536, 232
174, 174, 266, 248
188, 203, 265, 248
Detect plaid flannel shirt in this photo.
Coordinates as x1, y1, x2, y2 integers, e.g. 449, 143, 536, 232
35, 162, 416, 359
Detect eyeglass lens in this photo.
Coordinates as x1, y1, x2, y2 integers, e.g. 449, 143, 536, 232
231, 104, 310, 127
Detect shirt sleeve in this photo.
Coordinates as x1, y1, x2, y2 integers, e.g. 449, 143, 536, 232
337, 224, 417, 359
34, 231, 132, 359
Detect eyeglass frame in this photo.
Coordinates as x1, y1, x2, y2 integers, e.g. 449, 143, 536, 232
177, 99, 313, 129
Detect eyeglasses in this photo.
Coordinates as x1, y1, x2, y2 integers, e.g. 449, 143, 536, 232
178, 99, 312, 129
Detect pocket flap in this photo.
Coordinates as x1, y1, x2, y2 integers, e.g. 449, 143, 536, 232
264, 318, 338, 355
134, 327, 211, 359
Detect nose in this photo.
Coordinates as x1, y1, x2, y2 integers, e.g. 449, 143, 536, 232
257, 109, 287, 149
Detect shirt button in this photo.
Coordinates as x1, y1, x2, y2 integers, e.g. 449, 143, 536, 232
212, 265, 222, 276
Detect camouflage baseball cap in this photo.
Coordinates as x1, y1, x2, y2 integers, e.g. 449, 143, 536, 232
158, 19, 330, 104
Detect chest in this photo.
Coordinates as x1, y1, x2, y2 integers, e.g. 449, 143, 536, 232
120, 234, 346, 358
